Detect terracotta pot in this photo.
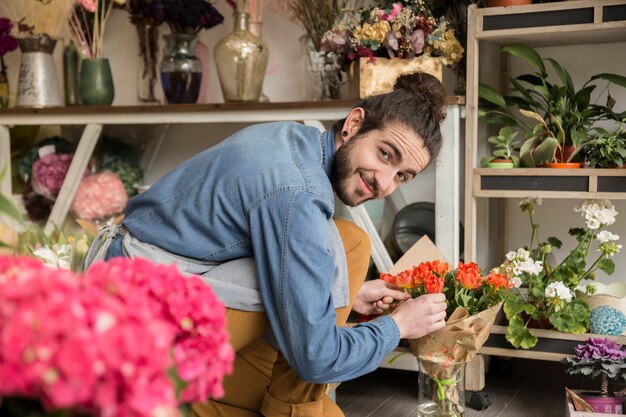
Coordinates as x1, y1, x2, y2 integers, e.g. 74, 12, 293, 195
486, 0, 532, 6
545, 162, 583, 168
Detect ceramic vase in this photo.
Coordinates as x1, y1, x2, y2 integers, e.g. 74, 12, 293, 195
159, 33, 202, 104
63, 44, 80, 106
16, 35, 62, 108
213, 11, 269, 102
79, 58, 115, 105
417, 360, 465, 417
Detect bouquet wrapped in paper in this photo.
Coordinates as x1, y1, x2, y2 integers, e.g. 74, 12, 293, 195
380, 237, 511, 417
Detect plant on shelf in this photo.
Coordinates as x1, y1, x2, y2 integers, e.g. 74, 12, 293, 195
479, 43, 626, 167
481, 126, 520, 168
562, 338, 626, 414
494, 198, 622, 349
584, 120, 626, 169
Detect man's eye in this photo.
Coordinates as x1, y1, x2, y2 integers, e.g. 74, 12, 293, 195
381, 149, 390, 160
397, 172, 407, 182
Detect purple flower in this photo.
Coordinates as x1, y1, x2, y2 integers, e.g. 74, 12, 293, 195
574, 338, 626, 362
0, 18, 18, 57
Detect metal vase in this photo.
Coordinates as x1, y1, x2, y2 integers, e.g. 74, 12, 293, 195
79, 58, 115, 105
16, 36, 62, 108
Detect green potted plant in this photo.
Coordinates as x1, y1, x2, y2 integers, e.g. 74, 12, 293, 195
585, 121, 626, 169
481, 126, 520, 168
563, 337, 626, 415
479, 43, 626, 168
494, 198, 622, 349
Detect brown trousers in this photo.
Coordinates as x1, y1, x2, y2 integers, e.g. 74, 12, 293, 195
192, 219, 371, 417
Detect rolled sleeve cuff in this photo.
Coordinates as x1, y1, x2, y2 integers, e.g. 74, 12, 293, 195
374, 315, 401, 353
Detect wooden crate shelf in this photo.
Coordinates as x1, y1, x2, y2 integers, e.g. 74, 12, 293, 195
474, 168, 626, 199
479, 325, 626, 362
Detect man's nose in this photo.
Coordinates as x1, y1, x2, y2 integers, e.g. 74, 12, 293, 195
377, 169, 397, 197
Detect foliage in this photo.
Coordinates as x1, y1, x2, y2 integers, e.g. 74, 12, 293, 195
563, 338, 626, 397
126, 0, 224, 34
480, 126, 520, 167
585, 121, 626, 168
0, 256, 233, 417
479, 43, 626, 167
320, 0, 463, 72
495, 198, 622, 349
380, 260, 511, 317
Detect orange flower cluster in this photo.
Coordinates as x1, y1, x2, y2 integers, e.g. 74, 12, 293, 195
380, 261, 512, 316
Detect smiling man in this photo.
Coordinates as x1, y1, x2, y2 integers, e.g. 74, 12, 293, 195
83, 71, 448, 417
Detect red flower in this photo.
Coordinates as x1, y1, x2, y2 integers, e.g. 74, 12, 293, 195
485, 272, 510, 290
455, 262, 482, 289
424, 274, 444, 294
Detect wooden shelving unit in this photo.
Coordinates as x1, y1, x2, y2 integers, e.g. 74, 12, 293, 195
464, 0, 626, 390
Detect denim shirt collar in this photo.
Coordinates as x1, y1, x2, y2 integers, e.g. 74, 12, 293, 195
321, 129, 336, 180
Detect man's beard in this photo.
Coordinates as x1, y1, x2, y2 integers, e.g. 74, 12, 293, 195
331, 138, 378, 207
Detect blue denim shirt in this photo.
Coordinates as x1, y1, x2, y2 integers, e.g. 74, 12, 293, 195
107, 122, 400, 383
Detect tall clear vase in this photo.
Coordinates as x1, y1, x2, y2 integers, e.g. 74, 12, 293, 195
301, 36, 343, 101
213, 11, 269, 102
135, 22, 159, 103
159, 33, 202, 104
417, 360, 465, 417
16, 35, 62, 108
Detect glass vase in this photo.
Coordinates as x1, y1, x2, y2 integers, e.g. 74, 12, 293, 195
63, 43, 80, 106
301, 36, 343, 101
213, 11, 269, 102
79, 58, 115, 105
16, 35, 62, 108
159, 33, 202, 104
417, 360, 465, 417
135, 22, 159, 103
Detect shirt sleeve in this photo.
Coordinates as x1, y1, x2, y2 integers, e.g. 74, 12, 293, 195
249, 190, 401, 383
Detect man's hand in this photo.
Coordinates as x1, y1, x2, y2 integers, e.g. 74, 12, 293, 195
352, 280, 411, 315
388, 293, 447, 339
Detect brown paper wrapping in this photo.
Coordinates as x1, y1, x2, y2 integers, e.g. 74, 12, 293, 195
389, 236, 503, 374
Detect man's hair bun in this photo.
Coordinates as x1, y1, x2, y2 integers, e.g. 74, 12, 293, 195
394, 72, 447, 123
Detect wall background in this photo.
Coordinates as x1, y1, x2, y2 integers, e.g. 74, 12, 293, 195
3, 5, 626, 283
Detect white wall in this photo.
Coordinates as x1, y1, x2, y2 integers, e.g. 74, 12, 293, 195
505, 43, 626, 284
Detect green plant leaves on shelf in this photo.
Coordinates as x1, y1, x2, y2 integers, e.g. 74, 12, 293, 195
505, 316, 538, 349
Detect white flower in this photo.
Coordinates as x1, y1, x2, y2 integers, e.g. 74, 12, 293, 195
32, 245, 71, 270
575, 199, 618, 229
545, 281, 573, 303
597, 230, 619, 243
510, 277, 522, 288
519, 197, 542, 207
503, 248, 542, 276
506, 248, 530, 262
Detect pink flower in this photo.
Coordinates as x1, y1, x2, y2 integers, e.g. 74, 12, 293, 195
377, 3, 403, 21
72, 171, 128, 220
31, 153, 88, 201
78, 0, 96, 12
408, 29, 425, 55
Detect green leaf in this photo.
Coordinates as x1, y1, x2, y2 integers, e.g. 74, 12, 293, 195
479, 83, 507, 108
546, 58, 574, 97
590, 73, 626, 89
597, 258, 616, 275
505, 316, 538, 349
0, 193, 24, 224
502, 44, 546, 74
533, 136, 559, 165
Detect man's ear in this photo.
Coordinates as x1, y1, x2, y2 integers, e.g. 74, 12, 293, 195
341, 107, 365, 143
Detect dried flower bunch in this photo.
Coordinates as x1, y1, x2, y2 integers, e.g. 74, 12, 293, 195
0, 256, 234, 417
380, 260, 511, 317
497, 198, 622, 349
563, 338, 626, 398
0, 0, 67, 39
127, 0, 224, 35
320, 0, 463, 72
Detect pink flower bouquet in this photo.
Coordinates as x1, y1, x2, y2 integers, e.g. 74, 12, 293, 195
0, 256, 233, 417
72, 172, 129, 221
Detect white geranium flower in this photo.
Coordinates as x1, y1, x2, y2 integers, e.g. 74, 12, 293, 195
506, 248, 530, 262
545, 281, 573, 303
597, 230, 619, 243
576, 199, 618, 229
510, 277, 522, 288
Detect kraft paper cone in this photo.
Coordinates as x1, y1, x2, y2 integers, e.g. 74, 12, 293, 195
409, 302, 502, 369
